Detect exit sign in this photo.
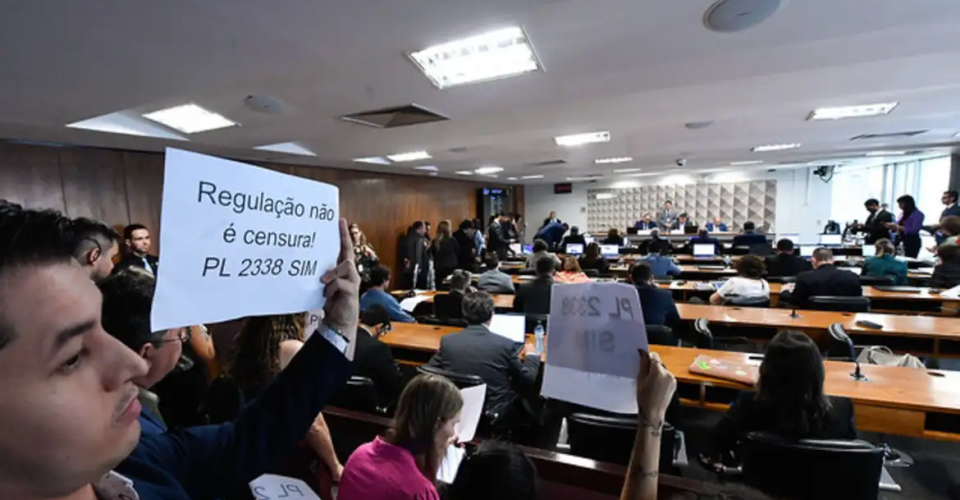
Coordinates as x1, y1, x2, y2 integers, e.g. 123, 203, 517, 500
554, 183, 573, 194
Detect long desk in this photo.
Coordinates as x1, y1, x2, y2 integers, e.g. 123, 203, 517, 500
383, 323, 960, 441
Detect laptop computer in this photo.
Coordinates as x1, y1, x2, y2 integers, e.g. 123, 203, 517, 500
509, 243, 521, 255
684, 224, 699, 235
861, 245, 877, 258
800, 245, 817, 258
693, 243, 715, 258
565, 243, 584, 255
819, 234, 842, 246
600, 244, 620, 259
522, 244, 533, 254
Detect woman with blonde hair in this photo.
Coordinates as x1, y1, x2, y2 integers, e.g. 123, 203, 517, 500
432, 219, 461, 286
338, 374, 463, 500
556, 255, 592, 283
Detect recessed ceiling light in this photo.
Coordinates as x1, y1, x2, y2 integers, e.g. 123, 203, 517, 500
414, 165, 439, 172
554, 131, 610, 147
566, 176, 603, 181
613, 168, 642, 173
386, 151, 432, 162
595, 157, 633, 164
697, 168, 729, 174
521, 174, 544, 180
507, 177, 518, 181
454, 170, 474, 176
254, 142, 316, 156
475, 166, 504, 175
752, 143, 801, 152
408, 26, 542, 89
66, 112, 188, 141
730, 160, 764, 166
353, 156, 391, 165
142, 104, 237, 134
808, 102, 899, 121
864, 151, 906, 157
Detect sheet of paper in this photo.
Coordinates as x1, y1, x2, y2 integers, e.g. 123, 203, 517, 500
399, 294, 431, 313
249, 474, 321, 500
455, 384, 486, 443
151, 148, 340, 333
303, 309, 323, 340
541, 282, 647, 413
941, 284, 960, 299
488, 314, 526, 343
437, 445, 466, 484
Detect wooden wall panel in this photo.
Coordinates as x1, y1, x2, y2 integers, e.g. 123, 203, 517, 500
59, 148, 129, 225
121, 151, 165, 255
0, 142, 65, 211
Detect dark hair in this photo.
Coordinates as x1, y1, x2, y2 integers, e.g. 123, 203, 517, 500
123, 223, 148, 241
812, 248, 833, 263
71, 217, 120, 260
650, 239, 671, 255
743, 221, 756, 232
411, 220, 425, 232
607, 228, 620, 240
462, 291, 495, 325
98, 269, 161, 351
735, 255, 766, 279
945, 190, 958, 201
776, 239, 795, 253
532, 239, 548, 253
698, 229, 709, 239
368, 265, 391, 287
570, 226, 580, 235
447, 441, 539, 500
581, 242, 602, 266
459, 219, 474, 231
756, 331, 831, 438
897, 195, 917, 222
484, 252, 500, 270
665, 200, 673, 205
630, 262, 653, 283
229, 314, 303, 396
864, 198, 880, 207
449, 270, 472, 292
360, 304, 391, 328
535, 255, 556, 277
679, 212, 689, 219
940, 216, 960, 237
0, 202, 79, 350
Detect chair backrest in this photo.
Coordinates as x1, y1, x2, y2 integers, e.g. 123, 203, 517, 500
825, 323, 856, 360
808, 296, 871, 313
567, 412, 676, 471
747, 244, 772, 257
433, 293, 463, 319
693, 318, 714, 349
742, 432, 883, 500
765, 276, 796, 284
330, 376, 381, 414
723, 296, 770, 308
859, 275, 895, 286
582, 268, 600, 278
417, 365, 485, 389
646, 325, 677, 346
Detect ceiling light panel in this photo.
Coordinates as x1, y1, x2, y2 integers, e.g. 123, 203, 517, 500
613, 168, 642, 173
353, 156, 391, 165
554, 131, 610, 147
521, 174, 544, 179
865, 151, 906, 156
142, 104, 237, 134
414, 165, 439, 172
408, 26, 542, 89
730, 160, 763, 166
595, 157, 633, 164
66, 112, 187, 140
475, 166, 504, 175
386, 151, 432, 162
808, 102, 899, 121
455, 170, 474, 175
253, 142, 316, 156
752, 143, 801, 152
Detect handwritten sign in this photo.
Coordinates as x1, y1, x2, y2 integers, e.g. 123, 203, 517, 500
249, 474, 321, 500
455, 384, 486, 443
541, 282, 647, 413
151, 148, 339, 331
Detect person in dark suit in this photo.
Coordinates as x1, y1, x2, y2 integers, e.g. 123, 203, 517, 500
433, 270, 473, 320
780, 248, 862, 307
670, 212, 694, 231
688, 229, 721, 254
601, 227, 624, 245
513, 255, 556, 315
428, 291, 541, 416
399, 221, 429, 289
634, 214, 658, 231
114, 223, 160, 275
705, 217, 729, 233
431, 220, 461, 286
559, 225, 586, 249
535, 221, 568, 249
923, 190, 960, 245
731, 221, 768, 248
353, 305, 405, 410
453, 219, 478, 272
932, 243, 960, 289
487, 214, 510, 259
630, 262, 680, 330
855, 198, 894, 244
765, 239, 812, 277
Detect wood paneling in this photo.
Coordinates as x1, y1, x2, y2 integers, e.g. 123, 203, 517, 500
0, 142, 522, 275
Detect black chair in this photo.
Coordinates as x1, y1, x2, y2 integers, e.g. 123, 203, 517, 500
808, 296, 871, 313
416, 365, 508, 438
583, 268, 600, 278
433, 293, 464, 320
747, 244, 772, 257
742, 432, 883, 500
567, 412, 677, 473
692, 318, 761, 353
417, 365, 485, 389
691, 318, 714, 349
859, 275, 895, 286
723, 296, 770, 308
329, 376, 383, 415
646, 325, 677, 346
765, 276, 796, 284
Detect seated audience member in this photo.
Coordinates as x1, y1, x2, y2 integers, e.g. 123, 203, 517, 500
477, 253, 516, 294
453, 220, 478, 271
862, 238, 907, 285
671, 212, 693, 231
534, 220, 568, 249
556, 256, 592, 283
710, 255, 770, 305
635, 213, 658, 231
434, 270, 473, 319
360, 265, 416, 323
70, 217, 121, 282
710, 331, 857, 465
429, 291, 540, 418
115, 222, 160, 275
637, 229, 664, 254
689, 228, 720, 254
932, 244, 960, 289
935, 215, 960, 252
524, 238, 561, 269
513, 256, 556, 315
352, 305, 405, 410
731, 221, 768, 248
578, 242, 611, 274
780, 248, 862, 307
601, 227, 625, 245
765, 239, 812, 277
338, 374, 462, 500
0, 201, 355, 500
559, 225, 586, 249
705, 216, 728, 232
630, 262, 680, 329
642, 239, 682, 278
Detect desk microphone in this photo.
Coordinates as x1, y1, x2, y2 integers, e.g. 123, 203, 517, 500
789, 309, 801, 319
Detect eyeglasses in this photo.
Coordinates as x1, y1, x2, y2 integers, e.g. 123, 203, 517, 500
155, 328, 191, 345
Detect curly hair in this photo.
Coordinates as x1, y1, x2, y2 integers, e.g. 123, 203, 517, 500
228, 314, 304, 396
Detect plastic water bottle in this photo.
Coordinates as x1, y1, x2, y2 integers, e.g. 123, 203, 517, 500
534, 321, 545, 354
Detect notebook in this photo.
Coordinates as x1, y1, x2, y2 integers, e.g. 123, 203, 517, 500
688, 355, 759, 385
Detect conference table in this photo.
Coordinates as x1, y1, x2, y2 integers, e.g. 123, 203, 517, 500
383, 322, 960, 442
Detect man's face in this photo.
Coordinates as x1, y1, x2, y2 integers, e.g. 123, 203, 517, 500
665, 202, 672, 209
865, 203, 878, 213
549, 211, 556, 219
713, 217, 721, 224
127, 229, 151, 255
643, 215, 651, 222
90, 241, 119, 283
137, 327, 184, 389
679, 216, 688, 223
943, 193, 956, 206
0, 264, 147, 497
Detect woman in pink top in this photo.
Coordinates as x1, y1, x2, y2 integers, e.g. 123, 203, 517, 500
338, 374, 463, 500
555, 256, 593, 283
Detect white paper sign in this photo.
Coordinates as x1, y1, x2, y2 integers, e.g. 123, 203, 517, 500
541, 282, 647, 414
455, 384, 486, 443
152, 148, 340, 331
249, 474, 321, 500
437, 444, 466, 484
488, 314, 526, 343
941, 284, 960, 299
400, 294, 431, 313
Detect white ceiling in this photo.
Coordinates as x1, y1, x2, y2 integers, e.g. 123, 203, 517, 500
1, 0, 959, 184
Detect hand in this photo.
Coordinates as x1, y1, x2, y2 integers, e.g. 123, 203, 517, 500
637, 350, 676, 423
330, 462, 344, 483
403, 258, 411, 270
321, 219, 361, 335
523, 342, 539, 358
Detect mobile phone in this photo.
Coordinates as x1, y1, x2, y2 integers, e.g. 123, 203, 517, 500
855, 320, 883, 330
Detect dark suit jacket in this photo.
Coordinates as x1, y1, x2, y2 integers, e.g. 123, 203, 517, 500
433, 291, 465, 319
932, 260, 960, 289
862, 209, 894, 244
427, 324, 541, 411
432, 237, 460, 270
765, 254, 813, 277
634, 284, 680, 328
560, 234, 586, 248
354, 328, 404, 409
635, 221, 658, 230
453, 229, 477, 270
781, 265, 862, 307
731, 232, 768, 248
115, 253, 160, 275
512, 277, 554, 315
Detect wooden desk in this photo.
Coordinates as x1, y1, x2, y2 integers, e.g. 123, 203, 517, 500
660, 281, 958, 307
383, 323, 960, 441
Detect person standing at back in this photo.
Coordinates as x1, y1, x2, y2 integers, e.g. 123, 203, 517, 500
862, 239, 908, 285
658, 201, 678, 229
487, 214, 510, 259
923, 190, 960, 245
535, 220, 568, 249
885, 195, 925, 258
856, 198, 894, 244
431, 220, 461, 286
780, 248, 862, 307
115, 223, 159, 275
400, 221, 429, 289
764, 239, 812, 277
453, 220, 478, 271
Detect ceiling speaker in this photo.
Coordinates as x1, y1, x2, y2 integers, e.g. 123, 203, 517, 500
704, 0, 783, 33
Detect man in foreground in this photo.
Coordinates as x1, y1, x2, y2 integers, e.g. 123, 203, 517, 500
71, 217, 121, 282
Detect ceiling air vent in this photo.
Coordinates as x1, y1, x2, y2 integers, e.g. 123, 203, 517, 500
341, 104, 448, 129
850, 130, 927, 141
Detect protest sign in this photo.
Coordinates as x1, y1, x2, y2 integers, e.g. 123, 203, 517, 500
541, 282, 647, 413
151, 148, 339, 332
249, 474, 320, 500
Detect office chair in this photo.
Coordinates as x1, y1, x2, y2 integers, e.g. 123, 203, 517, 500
567, 412, 677, 473
722, 296, 771, 308
417, 365, 485, 389
765, 276, 796, 283
691, 318, 714, 349
859, 275, 895, 286
691, 318, 760, 353
646, 325, 678, 346
808, 296, 871, 313
329, 376, 384, 415
582, 268, 600, 278
742, 432, 883, 500
747, 244, 772, 257
433, 293, 464, 320
416, 365, 507, 438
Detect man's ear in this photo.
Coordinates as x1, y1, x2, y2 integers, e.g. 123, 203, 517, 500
138, 343, 154, 362
87, 247, 102, 265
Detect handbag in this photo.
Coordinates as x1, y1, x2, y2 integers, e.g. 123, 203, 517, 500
856, 346, 925, 369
